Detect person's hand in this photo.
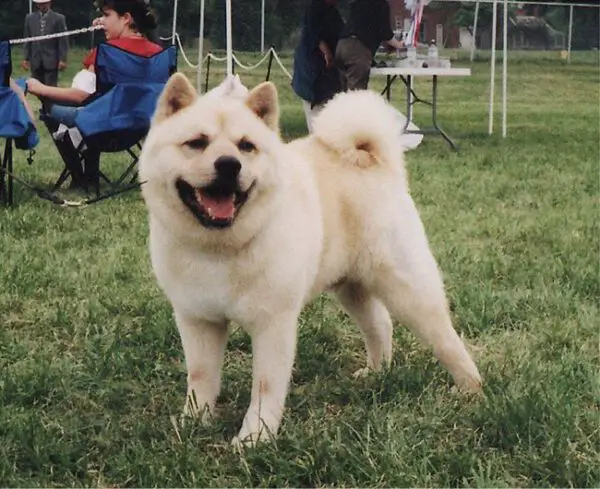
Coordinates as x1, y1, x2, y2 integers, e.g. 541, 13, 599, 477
382, 43, 395, 54
92, 17, 104, 27
323, 50, 334, 69
21, 60, 30, 71
58, 61, 67, 71
318, 41, 334, 69
26, 78, 44, 96
389, 38, 405, 50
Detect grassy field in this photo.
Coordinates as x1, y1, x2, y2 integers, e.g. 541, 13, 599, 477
0, 49, 598, 487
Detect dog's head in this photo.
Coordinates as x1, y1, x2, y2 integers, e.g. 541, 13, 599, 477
140, 73, 285, 241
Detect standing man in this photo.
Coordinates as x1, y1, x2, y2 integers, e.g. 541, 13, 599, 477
22, 0, 68, 88
292, 0, 345, 132
335, 0, 404, 91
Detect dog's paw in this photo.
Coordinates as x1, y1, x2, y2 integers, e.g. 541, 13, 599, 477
231, 433, 259, 450
183, 397, 214, 425
180, 409, 213, 427
454, 373, 483, 395
352, 367, 373, 379
231, 435, 251, 451
232, 426, 275, 449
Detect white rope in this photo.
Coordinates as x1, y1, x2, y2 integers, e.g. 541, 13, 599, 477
231, 50, 272, 71
207, 53, 228, 62
9, 25, 103, 45
174, 33, 200, 69
269, 49, 292, 80
166, 33, 292, 80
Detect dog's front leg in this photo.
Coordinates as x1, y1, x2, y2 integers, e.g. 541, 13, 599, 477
233, 312, 298, 447
175, 312, 229, 423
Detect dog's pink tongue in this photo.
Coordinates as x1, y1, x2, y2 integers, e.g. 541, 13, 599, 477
198, 192, 235, 219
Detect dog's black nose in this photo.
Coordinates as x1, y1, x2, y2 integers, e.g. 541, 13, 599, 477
214, 156, 241, 180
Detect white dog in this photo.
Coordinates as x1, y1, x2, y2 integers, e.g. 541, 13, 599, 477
138, 73, 482, 446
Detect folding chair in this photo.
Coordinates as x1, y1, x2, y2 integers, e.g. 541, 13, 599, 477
0, 41, 39, 207
43, 42, 177, 198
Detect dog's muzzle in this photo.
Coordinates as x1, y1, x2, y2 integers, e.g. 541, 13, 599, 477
175, 156, 255, 229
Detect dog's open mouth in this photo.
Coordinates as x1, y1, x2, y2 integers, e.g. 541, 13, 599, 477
175, 178, 254, 229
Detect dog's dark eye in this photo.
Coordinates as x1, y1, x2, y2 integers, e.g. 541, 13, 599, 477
185, 135, 209, 151
238, 138, 256, 153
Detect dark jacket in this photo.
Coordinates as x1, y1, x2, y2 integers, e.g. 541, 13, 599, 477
341, 0, 394, 56
292, 0, 344, 105
23, 9, 68, 71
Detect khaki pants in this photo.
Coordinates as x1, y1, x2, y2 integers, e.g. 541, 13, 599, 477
335, 37, 372, 91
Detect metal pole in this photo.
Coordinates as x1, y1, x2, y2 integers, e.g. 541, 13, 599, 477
266, 48, 274, 81
470, 1, 480, 62
171, 0, 179, 45
488, 0, 497, 135
261, 0, 265, 53
567, 5, 573, 64
29, 0, 32, 13
226, 0, 233, 76
205, 54, 211, 92
197, 0, 205, 93
502, 0, 508, 138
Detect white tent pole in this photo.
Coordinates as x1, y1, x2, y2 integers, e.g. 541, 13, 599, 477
470, 1, 480, 62
502, 0, 508, 138
171, 0, 179, 45
197, 0, 205, 93
488, 0, 497, 135
567, 5, 573, 64
226, 0, 233, 75
261, 0, 266, 53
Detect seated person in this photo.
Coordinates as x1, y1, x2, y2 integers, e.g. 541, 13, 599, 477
25, 0, 162, 189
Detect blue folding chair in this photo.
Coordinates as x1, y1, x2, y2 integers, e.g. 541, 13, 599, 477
43, 42, 177, 197
0, 41, 39, 207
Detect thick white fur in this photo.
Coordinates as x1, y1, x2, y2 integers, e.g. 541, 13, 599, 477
204, 74, 249, 100
139, 75, 482, 447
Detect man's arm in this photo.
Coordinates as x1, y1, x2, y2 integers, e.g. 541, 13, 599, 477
306, 1, 333, 68
23, 15, 32, 68
57, 14, 68, 64
380, 2, 403, 51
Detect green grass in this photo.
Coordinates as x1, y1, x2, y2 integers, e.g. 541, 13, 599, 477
1, 50, 599, 487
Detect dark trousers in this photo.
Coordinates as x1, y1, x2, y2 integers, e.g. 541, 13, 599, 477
335, 37, 373, 91
31, 66, 59, 87
44, 116, 99, 190
32, 66, 59, 113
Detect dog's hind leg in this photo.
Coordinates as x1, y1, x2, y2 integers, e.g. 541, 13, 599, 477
176, 313, 229, 423
334, 282, 393, 374
374, 200, 482, 393
375, 266, 482, 393
233, 312, 299, 447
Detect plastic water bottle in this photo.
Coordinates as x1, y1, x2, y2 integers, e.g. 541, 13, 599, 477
427, 40, 438, 68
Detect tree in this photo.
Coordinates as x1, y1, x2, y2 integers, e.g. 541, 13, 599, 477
0, 0, 312, 50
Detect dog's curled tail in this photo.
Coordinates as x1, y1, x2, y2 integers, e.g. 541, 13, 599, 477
312, 90, 405, 170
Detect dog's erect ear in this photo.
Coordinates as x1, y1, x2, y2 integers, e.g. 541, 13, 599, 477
154, 73, 197, 124
245, 82, 279, 132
